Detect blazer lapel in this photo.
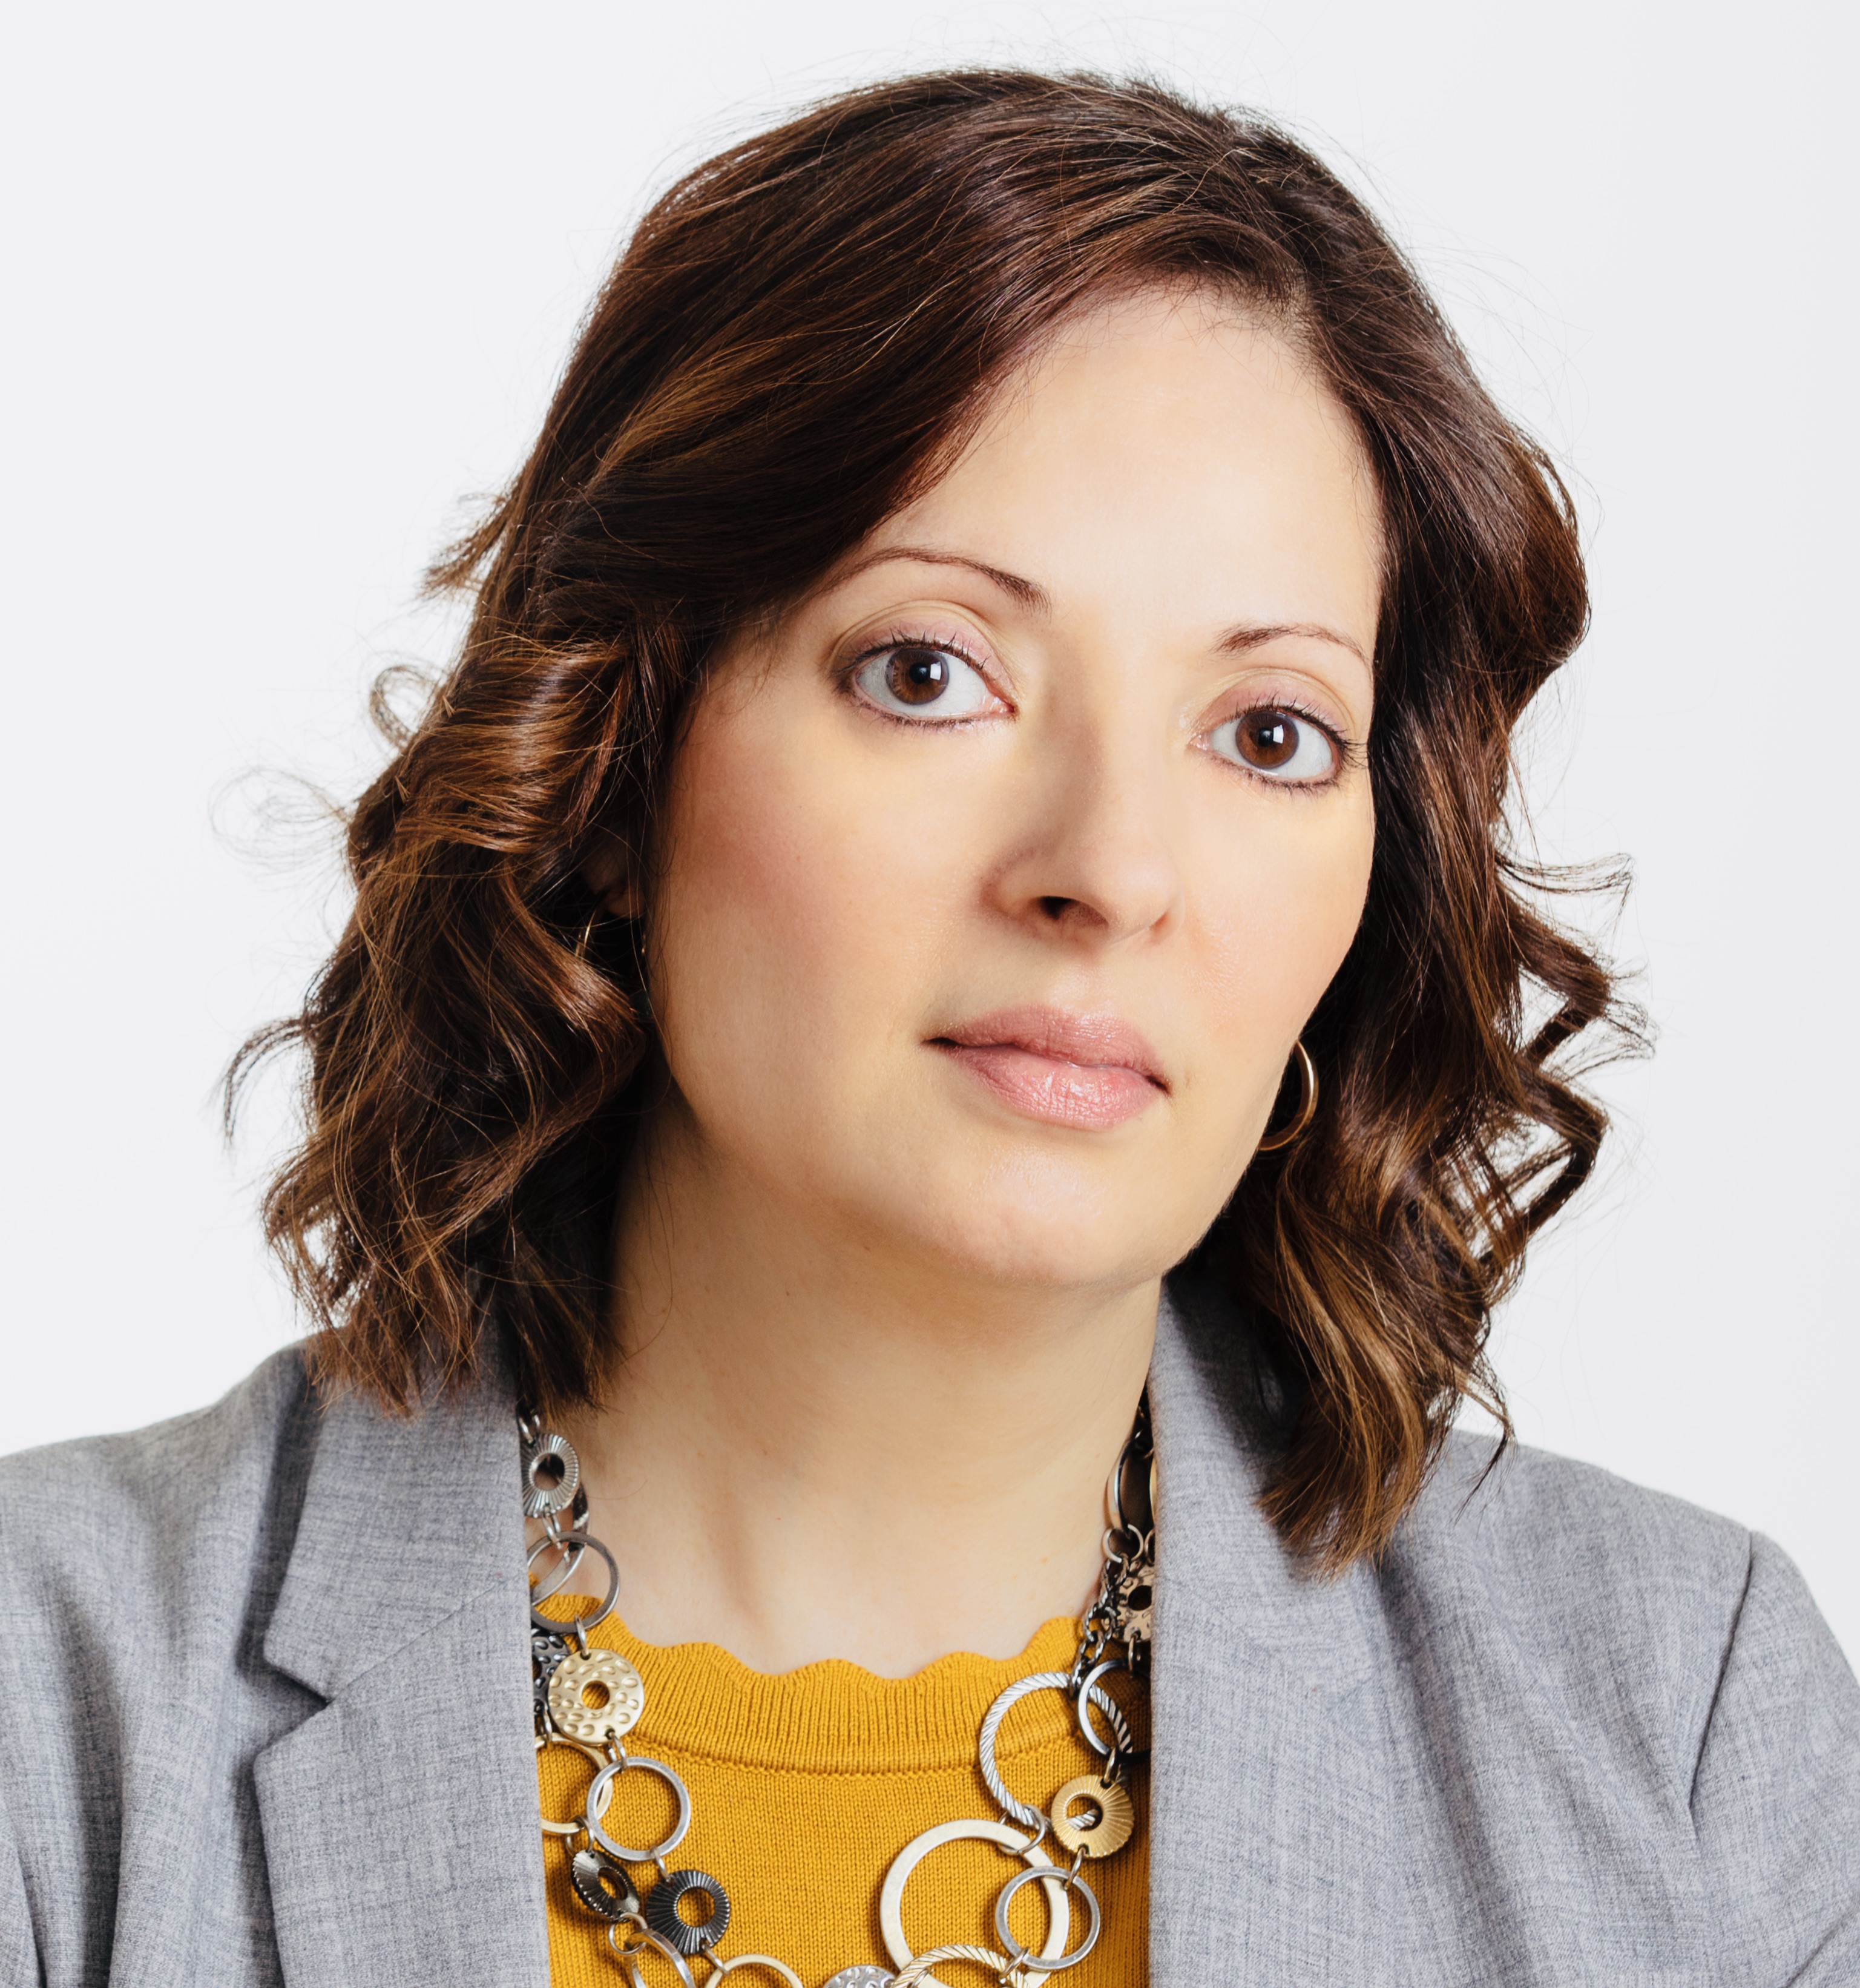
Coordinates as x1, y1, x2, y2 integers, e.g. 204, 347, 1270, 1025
252, 1363, 546, 1987
1148, 1280, 1402, 1986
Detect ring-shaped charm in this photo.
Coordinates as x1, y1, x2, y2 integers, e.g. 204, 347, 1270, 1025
716, 1958, 809, 1987
976, 1673, 1132, 1832
571, 1848, 640, 1920
995, 1866, 1102, 1974
522, 1430, 580, 1517
892, 1946, 1021, 1987
585, 1754, 693, 1864
1048, 1775, 1135, 1859
878, 1818, 1068, 1983
1073, 1659, 1145, 1764
819, 1970, 895, 1987
643, 1869, 731, 1955
533, 1731, 613, 1839
608, 1920, 698, 1988
548, 1646, 647, 1746
528, 1530, 620, 1635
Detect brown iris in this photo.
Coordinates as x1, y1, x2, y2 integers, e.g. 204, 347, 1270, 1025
1235, 709, 1300, 770
884, 646, 953, 705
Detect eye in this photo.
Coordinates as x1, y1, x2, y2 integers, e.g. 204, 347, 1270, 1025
1205, 706, 1339, 785
850, 641, 1001, 722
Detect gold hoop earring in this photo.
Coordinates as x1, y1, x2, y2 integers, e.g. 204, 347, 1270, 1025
1255, 1040, 1318, 1153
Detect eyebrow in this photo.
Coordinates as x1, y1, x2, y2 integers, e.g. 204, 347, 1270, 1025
1217, 621, 1372, 670
832, 545, 1053, 613
835, 544, 1370, 670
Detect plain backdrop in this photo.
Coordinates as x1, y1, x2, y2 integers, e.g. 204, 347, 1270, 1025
4, 1, 1854, 1661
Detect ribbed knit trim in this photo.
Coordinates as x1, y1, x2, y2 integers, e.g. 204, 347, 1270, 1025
536, 1595, 1086, 1774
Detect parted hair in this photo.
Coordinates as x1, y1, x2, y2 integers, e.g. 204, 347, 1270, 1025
233, 69, 1638, 1568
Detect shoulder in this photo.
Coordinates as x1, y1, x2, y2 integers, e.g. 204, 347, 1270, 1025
1396, 1423, 1756, 1651
1375, 1431, 1860, 1973
0, 1340, 314, 1500
0, 1345, 319, 1696
1379, 1426, 1858, 1803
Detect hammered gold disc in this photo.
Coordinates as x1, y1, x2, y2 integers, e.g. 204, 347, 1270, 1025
548, 1647, 646, 1745
1050, 1775, 1135, 1858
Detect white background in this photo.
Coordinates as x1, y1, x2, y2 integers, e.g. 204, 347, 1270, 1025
4, 2, 1854, 1661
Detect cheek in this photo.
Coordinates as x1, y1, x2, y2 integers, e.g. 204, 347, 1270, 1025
1186, 797, 1375, 1091
648, 691, 961, 1102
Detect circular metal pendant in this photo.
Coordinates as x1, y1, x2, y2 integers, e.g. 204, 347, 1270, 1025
821, 1970, 896, 1987
643, 1867, 731, 1955
1049, 1776, 1135, 1858
878, 1817, 1069, 1982
531, 1630, 568, 1720
521, 1430, 580, 1518
608, 1921, 698, 1988
570, 1848, 639, 1920
995, 1866, 1101, 1975
585, 1754, 693, 1865
533, 1731, 613, 1839
1074, 1657, 1145, 1763
976, 1671, 1134, 1832
548, 1647, 646, 1745
719, 1960, 809, 1987
528, 1530, 622, 1637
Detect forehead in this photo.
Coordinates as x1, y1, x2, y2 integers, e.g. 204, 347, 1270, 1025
866, 286, 1383, 655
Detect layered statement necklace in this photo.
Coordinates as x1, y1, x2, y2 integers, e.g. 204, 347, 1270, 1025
521, 1399, 1155, 1987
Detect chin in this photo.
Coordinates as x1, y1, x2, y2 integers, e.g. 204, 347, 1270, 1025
885, 1168, 1191, 1297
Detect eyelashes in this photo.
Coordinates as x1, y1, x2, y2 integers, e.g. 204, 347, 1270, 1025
838, 629, 1356, 788
843, 631, 1005, 723
1201, 705, 1345, 785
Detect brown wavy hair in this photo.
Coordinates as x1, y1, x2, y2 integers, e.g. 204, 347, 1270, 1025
232, 69, 1640, 1567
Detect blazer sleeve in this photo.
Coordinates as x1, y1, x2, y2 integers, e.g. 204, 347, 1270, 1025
1691, 1532, 1860, 1983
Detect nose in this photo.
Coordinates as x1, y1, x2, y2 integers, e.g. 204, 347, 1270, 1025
986, 715, 1185, 947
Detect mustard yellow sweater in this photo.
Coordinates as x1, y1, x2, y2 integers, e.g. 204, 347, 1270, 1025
535, 1598, 1148, 1985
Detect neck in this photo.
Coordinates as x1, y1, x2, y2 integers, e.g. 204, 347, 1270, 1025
554, 1105, 1158, 1676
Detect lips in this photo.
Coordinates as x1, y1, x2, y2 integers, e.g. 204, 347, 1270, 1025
930, 1005, 1167, 1130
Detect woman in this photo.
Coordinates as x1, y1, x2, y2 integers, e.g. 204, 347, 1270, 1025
2, 68, 1855, 1988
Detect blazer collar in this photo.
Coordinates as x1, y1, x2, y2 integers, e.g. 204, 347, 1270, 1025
1147, 1276, 1401, 1983
262, 1353, 524, 1696
255, 1354, 547, 1986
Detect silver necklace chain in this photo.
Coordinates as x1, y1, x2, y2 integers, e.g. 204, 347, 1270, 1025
520, 1395, 1155, 1988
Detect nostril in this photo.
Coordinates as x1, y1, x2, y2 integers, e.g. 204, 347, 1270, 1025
1036, 895, 1072, 920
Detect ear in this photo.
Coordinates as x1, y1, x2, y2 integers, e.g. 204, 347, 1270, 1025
579, 828, 646, 920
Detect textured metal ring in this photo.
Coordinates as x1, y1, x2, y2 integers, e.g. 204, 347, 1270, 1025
571, 1848, 640, 1920
1072, 1659, 1143, 1763
819, 1969, 895, 1987
585, 1754, 693, 1864
534, 1731, 613, 1839
608, 1920, 698, 1988
878, 1817, 1068, 1983
532, 1629, 570, 1719
522, 1430, 580, 1518
643, 1868, 731, 1955
528, 1530, 620, 1635
548, 1646, 646, 1746
1049, 1776, 1135, 1859
976, 1673, 1132, 1831
893, 1947, 1021, 1987
717, 1959, 808, 1987
996, 1866, 1101, 1973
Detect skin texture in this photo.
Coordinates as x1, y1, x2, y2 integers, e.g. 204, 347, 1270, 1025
559, 288, 1382, 1674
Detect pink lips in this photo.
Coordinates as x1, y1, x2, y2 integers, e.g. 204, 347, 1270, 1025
931, 1005, 1168, 1130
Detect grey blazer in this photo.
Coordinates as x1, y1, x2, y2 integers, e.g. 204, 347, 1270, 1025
3, 1282, 1856, 1986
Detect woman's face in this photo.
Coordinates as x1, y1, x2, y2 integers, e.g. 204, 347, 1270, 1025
641, 288, 1381, 1295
